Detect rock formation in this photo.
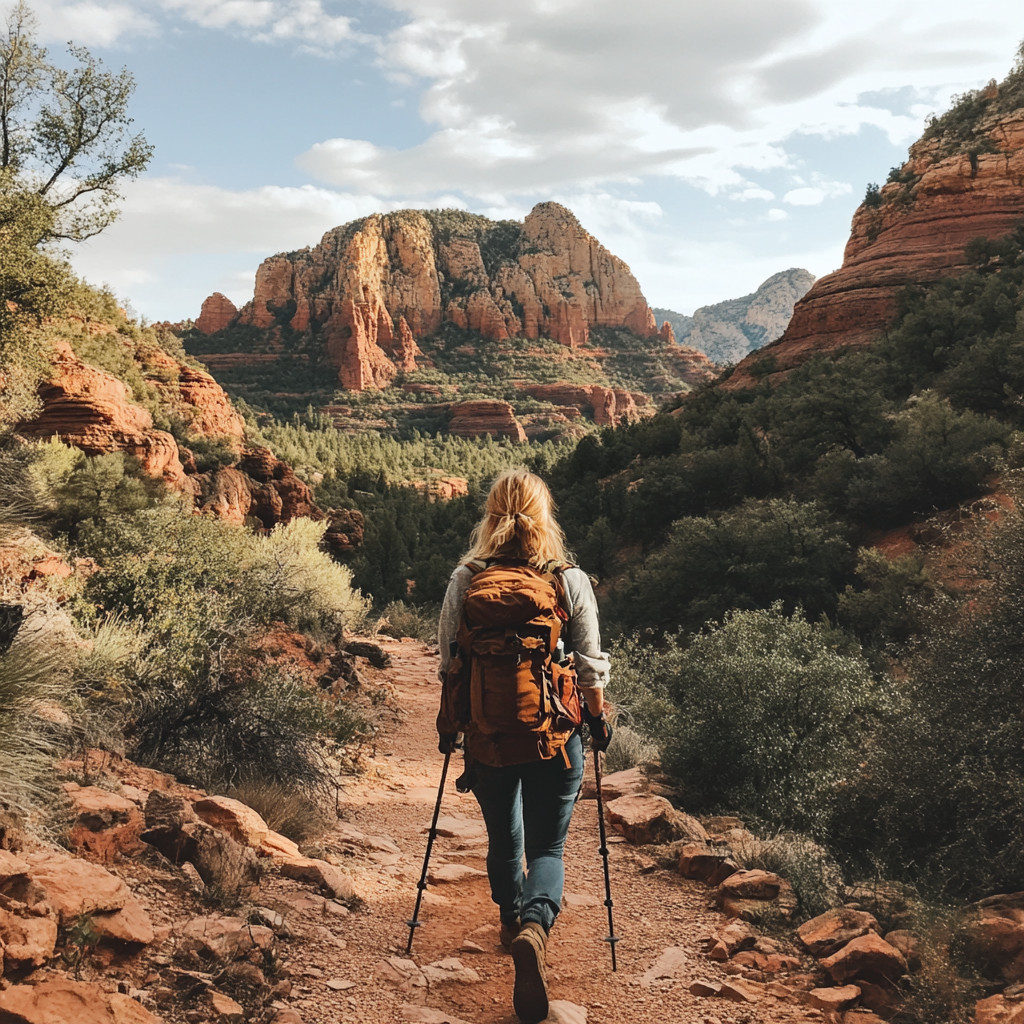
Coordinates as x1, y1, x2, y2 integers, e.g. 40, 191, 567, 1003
448, 400, 527, 442
17, 342, 187, 488
194, 292, 238, 334
729, 92, 1024, 386
201, 203, 666, 391
655, 268, 815, 366
524, 383, 650, 427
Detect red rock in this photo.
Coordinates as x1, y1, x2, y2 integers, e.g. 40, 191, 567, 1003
688, 979, 721, 996
728, 106, 1024, 387
193, 796, 270, 850
0, 906, 58, 968
718, 869, 783, 901
0, 978, 162, 1024
718, 978, 763, 1002
62, 783, 146, 863
278, 857, 354, 901
179, 915, 275, 962
523, 383, 651, 427
820, 932, 908, 985
207, 990, 244, 1022
797, 908, 881, 959
808, 984, 861, 1012
195, 292, 238, 334
604, 794, 709, 845
232, 204, 669, 392
975, 993, 1024, 1024
883, 930, 922, 973
966, 893, 1024, 983
17, 342, 185, 488
448, 400, 526, 442
677, 844, 739, 886
24, 849, 135, 922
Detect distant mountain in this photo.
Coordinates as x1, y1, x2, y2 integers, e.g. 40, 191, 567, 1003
653, 268, 815, 366
185, 203, 717, 438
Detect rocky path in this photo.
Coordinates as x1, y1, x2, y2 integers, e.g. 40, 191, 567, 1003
274, 636, 825, 1024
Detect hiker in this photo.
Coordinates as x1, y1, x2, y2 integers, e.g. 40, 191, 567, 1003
436, 468, 611, 1023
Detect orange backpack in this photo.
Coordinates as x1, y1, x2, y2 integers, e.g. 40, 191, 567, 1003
438, 560, 582, 767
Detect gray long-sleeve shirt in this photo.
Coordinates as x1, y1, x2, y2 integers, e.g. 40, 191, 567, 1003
437, 564, 610, 690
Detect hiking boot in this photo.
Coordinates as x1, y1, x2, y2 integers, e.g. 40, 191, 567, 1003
510, 920, 548, 1023
499, 918, 520, 951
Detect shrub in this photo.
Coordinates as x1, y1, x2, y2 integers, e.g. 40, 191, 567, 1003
129, 661, 359, 795
0, 612, 73, 816
375, 600, 439, 643
618, 498, 855, 635
842, 507, 1024, 897
730, 833, 844, 921
659, 605, 890, 836
226, 781, 329, 844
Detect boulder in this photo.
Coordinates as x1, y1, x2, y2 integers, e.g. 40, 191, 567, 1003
278, 857, 354, 901
62, 783, 146, 863
604, 795, 708, 845
0, 978, 162, 1023
192, 796, 270, 849
677, 843, 738, 886
797, 908, 881, 959
820, 932, 908, 986
966, 892, 1024, 983
975, 993, 1024, 1024
0, 905, 59, 968
808, 985, 862, 1012
179, 915, 275, 962
718, 869, 783, 901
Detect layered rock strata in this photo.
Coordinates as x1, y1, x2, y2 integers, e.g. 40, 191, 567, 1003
729, 103, 1024, 386
195, 292, 238, 334
203, 203, 672, 391
448, 400, 527, 442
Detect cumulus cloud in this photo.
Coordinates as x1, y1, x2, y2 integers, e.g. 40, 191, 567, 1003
5, 0, 158, 45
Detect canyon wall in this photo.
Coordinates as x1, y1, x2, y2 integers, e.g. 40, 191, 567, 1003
729, 100, 1024, 386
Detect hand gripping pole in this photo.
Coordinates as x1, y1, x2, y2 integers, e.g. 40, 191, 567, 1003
592, 748, 620, 970
405, 749, 451, 955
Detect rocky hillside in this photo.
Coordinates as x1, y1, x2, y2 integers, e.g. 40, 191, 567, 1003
12, 304, 361, 549
653, 268, 815, 366
187, 204, 716, 438
729, 74, 1024, 387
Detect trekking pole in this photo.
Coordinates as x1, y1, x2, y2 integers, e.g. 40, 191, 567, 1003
591, 748, 620, 970
405, 749, 452, 955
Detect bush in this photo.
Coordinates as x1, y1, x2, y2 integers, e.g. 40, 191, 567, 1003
730, 833, 844, 921
841, 507, 1024, 897
659, 605, 890, 836
129, 661, 360, 795
375, 600, 439, 643
618, 498, 855, 634
226, 781, 329, 843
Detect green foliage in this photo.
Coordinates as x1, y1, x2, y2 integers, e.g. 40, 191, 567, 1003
130, 661, 355, 794
375, 600, 439, 643
0, 616, 70, 816
616, 498, 855, 635
658, 606, 889, 835
0, 2, 152, 245
863, 182, 882, 208
836, 507, 1024, 898
837, 547, 937, 648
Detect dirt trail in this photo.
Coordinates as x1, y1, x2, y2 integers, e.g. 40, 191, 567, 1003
274, 636, 822, 1024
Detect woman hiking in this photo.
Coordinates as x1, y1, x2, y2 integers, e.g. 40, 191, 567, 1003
436, 468, 611, 1023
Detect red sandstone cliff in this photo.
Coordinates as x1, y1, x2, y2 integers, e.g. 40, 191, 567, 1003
201, 203, 667, 391
728, 100, 1024, 387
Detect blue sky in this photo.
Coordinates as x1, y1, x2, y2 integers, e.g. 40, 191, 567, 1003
19, 0, 1024, 323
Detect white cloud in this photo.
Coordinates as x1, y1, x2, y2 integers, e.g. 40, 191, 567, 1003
5, 0, 158, 45
767, 209, 789, 221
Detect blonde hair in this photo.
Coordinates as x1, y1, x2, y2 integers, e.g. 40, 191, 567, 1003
464, 469, 570, 568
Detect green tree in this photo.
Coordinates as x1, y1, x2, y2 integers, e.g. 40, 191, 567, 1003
0, 1, 152, 246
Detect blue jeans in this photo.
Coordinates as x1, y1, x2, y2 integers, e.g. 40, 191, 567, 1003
471, 732, 585, 934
